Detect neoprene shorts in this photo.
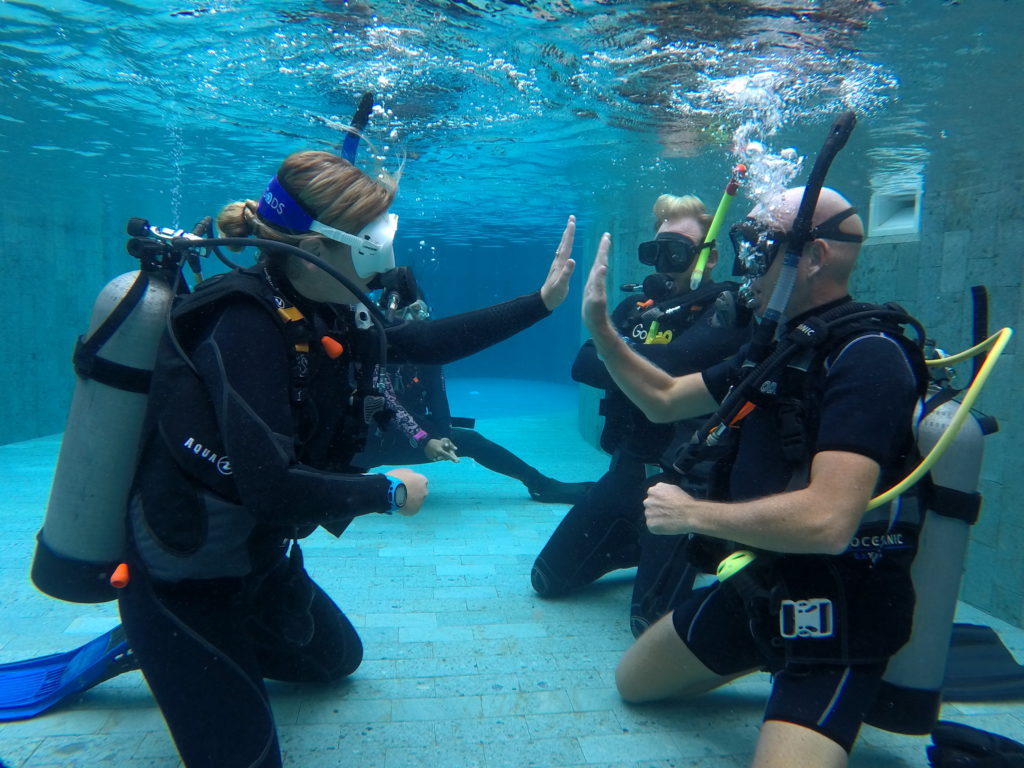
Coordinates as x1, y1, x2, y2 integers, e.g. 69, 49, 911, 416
672, 583, 887, 753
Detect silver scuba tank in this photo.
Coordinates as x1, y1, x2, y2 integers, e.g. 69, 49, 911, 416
30, 269, 175, 603
864, 389, 988, 734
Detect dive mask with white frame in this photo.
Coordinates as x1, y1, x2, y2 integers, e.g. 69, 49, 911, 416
256, 175, 399, 277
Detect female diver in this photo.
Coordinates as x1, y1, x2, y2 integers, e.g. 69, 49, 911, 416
117, 150, 575, 768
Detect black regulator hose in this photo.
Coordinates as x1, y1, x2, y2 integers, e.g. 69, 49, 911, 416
169, 235, 390, 329
127, 226, 391, 368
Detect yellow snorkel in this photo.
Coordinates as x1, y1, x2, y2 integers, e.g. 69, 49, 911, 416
690, 164, 747, 291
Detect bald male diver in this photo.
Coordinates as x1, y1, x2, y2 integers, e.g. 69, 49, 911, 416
590, 177, 930, 766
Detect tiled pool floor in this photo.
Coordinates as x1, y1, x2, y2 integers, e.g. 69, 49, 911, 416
2, 379, 1023, 767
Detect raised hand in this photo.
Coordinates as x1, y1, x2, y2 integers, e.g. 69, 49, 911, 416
539, 215, 577, 311
582, 232, 612, 336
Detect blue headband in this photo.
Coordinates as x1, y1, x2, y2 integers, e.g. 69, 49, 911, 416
255, 174, 399, 278
256, 176, 316, 233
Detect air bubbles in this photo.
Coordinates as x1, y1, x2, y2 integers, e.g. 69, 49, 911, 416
732, 122, 803, 211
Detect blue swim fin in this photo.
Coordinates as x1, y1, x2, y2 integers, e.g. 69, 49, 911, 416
0, 625, 137, 722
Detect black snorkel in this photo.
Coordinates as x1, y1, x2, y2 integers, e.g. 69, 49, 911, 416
341, 91, 374, 164
745, 111, 857, 366
673, 111, 858, 472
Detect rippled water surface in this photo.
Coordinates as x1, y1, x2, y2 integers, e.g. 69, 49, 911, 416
5, 0, 970, 240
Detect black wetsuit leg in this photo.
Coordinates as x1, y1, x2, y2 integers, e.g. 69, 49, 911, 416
450, 426, 543, 484
531, 455, 647, 597
630, 527, 697, 638
626, 470, 699, 637
451, 426, 593, 503
118, 553, 362, 768
119, 572, 283, 768
247, 551, 364, 683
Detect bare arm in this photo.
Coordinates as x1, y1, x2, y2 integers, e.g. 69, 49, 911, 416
643, 450, 879, 554
581, 233, 718, 422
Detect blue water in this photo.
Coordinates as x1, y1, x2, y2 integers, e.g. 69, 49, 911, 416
1, 4, 1023, 765
6, 0, 1013, 388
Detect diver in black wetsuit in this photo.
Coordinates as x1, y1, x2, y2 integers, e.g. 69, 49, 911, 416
592, 187, 927, 766
353, 268, 593, 504
117, 150, 577, 768
531, 194, 752, 636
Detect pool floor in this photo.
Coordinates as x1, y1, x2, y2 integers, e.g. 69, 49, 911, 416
2, 379, 1024, 767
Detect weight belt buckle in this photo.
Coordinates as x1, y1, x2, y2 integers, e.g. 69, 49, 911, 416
779, 598, 834, 639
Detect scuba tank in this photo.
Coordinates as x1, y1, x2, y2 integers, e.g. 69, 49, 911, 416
864, 390, 987, 733
31, 255, 179, 603
865, 288, 1008, 735
30, 94, 387, 604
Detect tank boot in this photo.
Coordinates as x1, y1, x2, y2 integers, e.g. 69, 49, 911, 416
525, 476, 595, 504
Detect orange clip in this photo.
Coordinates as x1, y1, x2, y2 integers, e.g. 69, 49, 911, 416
636, 299, 654, 310
729, 401, 757, 427
110, 562, 130, 589
321, 336, 344, 359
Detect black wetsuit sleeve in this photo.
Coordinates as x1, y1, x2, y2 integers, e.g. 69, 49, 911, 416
191, 301, 390, 527
574, 302, 751, 390
385, 292, 550, 365
571, 340, 616, 389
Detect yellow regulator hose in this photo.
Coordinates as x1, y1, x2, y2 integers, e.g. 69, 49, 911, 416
867, 326, 1013, 510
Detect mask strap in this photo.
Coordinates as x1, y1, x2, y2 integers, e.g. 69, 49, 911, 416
256, 176, 317, 233
807, 207, 863, 243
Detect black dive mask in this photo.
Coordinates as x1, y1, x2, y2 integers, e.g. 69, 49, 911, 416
729, 206, 864, 280
637, 232, 713, 274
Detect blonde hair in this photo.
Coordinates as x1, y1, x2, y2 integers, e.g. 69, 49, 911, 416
652, 194, 712, 235
216, 150, 398, 253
